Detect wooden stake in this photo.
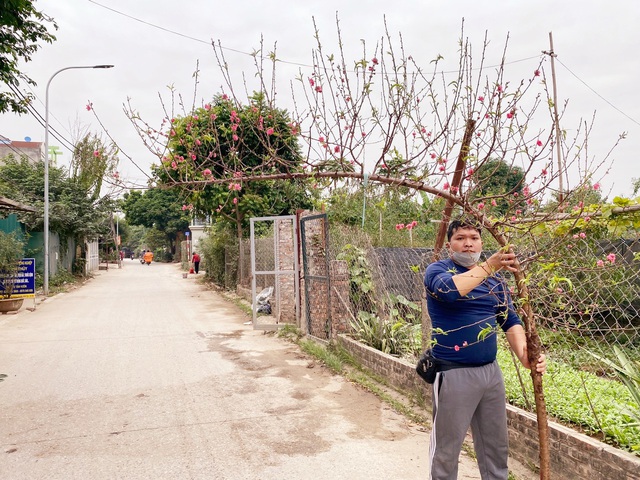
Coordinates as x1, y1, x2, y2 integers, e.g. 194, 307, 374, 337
432, 118, 476, 259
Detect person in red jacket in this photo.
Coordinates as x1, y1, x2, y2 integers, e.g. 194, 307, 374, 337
191, 252, 201, 274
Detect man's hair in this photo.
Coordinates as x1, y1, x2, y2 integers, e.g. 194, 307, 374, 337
447, 218, 482, 241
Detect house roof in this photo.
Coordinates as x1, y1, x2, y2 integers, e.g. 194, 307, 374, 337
0, 196, 37, 213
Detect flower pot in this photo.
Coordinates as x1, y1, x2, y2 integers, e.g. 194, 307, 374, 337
0, 298, 24, 314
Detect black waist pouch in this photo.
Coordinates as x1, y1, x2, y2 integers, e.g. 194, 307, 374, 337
416, 350, 438, 384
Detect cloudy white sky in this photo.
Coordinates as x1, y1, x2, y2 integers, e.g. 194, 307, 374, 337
2, 0, 639, 197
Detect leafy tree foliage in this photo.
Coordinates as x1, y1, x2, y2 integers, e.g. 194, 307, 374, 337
472, 159, 526, 215
123, 224, 146, 254
326, 186, 439, 247
71, 133, 119, 202
0, 155, 115, 241
121, 188, 190, 254
1, 0, 57, 114
154, 92, 316, 239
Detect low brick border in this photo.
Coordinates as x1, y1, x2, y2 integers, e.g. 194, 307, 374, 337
337, 334, 640, 480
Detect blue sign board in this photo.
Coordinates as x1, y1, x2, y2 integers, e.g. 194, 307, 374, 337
0, 258, 36, 298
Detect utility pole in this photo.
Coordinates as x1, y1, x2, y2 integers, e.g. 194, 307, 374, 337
544, 32, 565, 207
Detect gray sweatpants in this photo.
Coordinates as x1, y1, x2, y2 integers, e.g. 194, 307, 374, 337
429, 361, 509, 480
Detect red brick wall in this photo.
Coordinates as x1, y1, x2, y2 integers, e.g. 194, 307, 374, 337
337, 335, 640, 480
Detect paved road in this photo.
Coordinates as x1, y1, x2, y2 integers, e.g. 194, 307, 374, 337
0, 261, 480, 479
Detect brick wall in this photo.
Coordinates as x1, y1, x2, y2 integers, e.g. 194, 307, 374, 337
337, 335, 640, 480
276, 218, 296, 323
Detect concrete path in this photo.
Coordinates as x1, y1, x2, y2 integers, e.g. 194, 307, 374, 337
0, 261, 482, 479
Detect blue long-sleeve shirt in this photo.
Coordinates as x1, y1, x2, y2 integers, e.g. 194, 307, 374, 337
424, 258, 522, 364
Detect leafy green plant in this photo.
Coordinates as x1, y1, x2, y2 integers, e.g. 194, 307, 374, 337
349, 310, 421, 358
198, 224, 238, 287
388, 293, 421, 325
337, 244, 376, 313
0, 231, 25, 299
499, 345, 640, 454
587, 347, 640, 429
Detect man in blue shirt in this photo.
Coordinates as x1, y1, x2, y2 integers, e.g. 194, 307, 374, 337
424, 218, 546, 480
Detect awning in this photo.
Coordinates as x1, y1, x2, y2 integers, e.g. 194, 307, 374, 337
0, 196, 37, 213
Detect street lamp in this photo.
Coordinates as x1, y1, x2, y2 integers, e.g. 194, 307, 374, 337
44, 64, 114, 295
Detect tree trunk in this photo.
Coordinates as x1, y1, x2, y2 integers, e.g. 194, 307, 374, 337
515, 274, 550, 479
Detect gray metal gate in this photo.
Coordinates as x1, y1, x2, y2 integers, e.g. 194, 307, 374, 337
250, 215, 299, 330
300, 213, 331, 341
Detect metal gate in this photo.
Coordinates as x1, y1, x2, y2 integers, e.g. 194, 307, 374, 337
250, 215, 299, 330
300, 213, 331, 341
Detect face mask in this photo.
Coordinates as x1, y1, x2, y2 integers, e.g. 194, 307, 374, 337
450, 251, 481, 267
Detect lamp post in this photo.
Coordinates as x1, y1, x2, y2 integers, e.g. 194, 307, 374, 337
44, 65, 114, 295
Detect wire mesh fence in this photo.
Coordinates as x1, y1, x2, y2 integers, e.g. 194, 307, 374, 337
227, 217, 640, 453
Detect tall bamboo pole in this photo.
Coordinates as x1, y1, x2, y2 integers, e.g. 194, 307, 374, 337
547, 32, 565, 207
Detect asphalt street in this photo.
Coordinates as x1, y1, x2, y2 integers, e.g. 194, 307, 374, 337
0, 260, 482, 479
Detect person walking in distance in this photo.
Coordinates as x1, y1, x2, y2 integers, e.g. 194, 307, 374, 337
191, 251, 201, 274
423, 218, 546, 480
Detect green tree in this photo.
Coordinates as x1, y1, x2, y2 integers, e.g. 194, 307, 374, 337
326, 186, 438, 247
121, 188, 190, 257
0, 155, 116, 243
71, 133, 119, 202
472, 159, 526, 215
1, 0, 57, 114
124, 224, 146, 254
155, 92, 316, 241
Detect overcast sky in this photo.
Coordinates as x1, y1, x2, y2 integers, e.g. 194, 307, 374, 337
2, 0, 639, 197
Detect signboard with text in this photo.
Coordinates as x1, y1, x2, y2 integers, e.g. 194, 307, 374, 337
0, 258, 36, 298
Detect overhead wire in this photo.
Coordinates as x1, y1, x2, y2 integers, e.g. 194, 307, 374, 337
87, 0, 542, 74
555, 57, 640, 128
87, 0, 640, 128
6, 84, 77, 153
9, 80, 154, 184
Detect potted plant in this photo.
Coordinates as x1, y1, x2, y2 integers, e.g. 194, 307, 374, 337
0, 230, 26, 313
